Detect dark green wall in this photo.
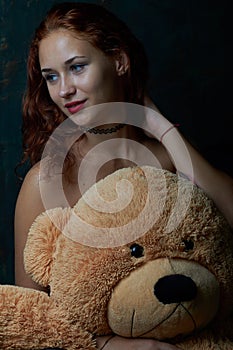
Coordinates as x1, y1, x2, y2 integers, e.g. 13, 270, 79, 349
0, 0, 232, 283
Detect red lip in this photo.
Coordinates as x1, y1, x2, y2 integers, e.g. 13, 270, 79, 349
65, 99, 87, 114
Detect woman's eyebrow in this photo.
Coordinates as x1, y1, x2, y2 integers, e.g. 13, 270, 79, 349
41, 68, 53, 73
64, 55, 87, 65
41, 55, 87, 73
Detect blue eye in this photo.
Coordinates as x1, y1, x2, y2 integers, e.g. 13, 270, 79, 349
70, 64, 86, 73
44, 74, 58, 83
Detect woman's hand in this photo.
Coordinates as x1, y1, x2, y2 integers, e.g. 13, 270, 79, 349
96, 335, 180, 350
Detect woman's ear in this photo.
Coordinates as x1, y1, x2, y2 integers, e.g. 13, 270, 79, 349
115, 51, 130, 76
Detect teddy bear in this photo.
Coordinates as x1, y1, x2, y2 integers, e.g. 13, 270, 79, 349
0, 166, 233, 349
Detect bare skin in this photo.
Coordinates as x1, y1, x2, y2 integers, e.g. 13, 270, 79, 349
14, 125, 173, 287
15, 29, 233, 350
14, 128, 180, 350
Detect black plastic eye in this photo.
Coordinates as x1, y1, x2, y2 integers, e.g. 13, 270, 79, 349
183, 239, 194, 252
130, 243, 144, 258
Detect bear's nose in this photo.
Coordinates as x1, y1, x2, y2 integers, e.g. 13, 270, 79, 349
154, 274, 197, 304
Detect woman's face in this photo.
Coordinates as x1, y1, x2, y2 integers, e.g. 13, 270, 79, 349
39, 30, 126, 117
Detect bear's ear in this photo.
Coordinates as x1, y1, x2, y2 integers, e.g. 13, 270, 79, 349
24, 207, 71, 287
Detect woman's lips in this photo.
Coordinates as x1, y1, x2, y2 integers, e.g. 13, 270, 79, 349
65, 100, 87, 114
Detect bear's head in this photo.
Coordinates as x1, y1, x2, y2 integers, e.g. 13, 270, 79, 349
24, 166, 233, 342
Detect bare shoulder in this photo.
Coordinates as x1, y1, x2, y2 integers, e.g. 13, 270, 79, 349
21, 162, 41, 188
141, 135, 175, 172
17, 159, 54, 206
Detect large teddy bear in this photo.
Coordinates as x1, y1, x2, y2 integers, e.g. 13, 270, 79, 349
0, 166, 233, 349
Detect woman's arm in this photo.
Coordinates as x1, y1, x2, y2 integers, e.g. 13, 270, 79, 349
144, 97, 233, 229
96, 335, 180, 350
14, 164, 47, 290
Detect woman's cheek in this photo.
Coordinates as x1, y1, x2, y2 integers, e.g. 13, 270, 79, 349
77, 72, 101, 93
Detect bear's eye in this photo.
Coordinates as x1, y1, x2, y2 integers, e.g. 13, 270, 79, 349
182, 239, 194, 252
130, 243, 144, 258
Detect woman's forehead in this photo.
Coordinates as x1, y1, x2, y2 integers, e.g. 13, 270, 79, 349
38, 30, 103, 66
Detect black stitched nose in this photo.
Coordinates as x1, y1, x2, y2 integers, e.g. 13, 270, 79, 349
154, 274, 197, 304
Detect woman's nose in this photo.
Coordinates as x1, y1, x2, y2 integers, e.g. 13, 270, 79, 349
59, 78, 76, 98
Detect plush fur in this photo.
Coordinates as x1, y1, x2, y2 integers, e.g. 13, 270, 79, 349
0, 166, 232, 349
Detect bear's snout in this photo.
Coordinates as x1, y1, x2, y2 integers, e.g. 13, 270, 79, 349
108, 258, 220, 339
154, 274, 197, 304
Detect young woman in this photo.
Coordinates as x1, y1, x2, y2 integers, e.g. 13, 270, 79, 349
14, 2, 233, 349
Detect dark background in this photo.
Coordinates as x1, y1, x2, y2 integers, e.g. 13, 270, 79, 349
0, 0, 232, 283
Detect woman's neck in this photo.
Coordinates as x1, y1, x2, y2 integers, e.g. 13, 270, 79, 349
78, 124, 141, 154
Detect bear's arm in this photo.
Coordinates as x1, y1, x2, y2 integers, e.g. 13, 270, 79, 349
0, 285, 96, 349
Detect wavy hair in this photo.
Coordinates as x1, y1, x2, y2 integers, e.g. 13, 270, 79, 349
21, 2, 149, 170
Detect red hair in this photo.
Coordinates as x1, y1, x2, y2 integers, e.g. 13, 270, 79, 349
21, 2, 149, 168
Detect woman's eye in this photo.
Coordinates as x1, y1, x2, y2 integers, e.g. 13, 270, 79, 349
70, 64, 87, 73
44, 74, 58, 83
